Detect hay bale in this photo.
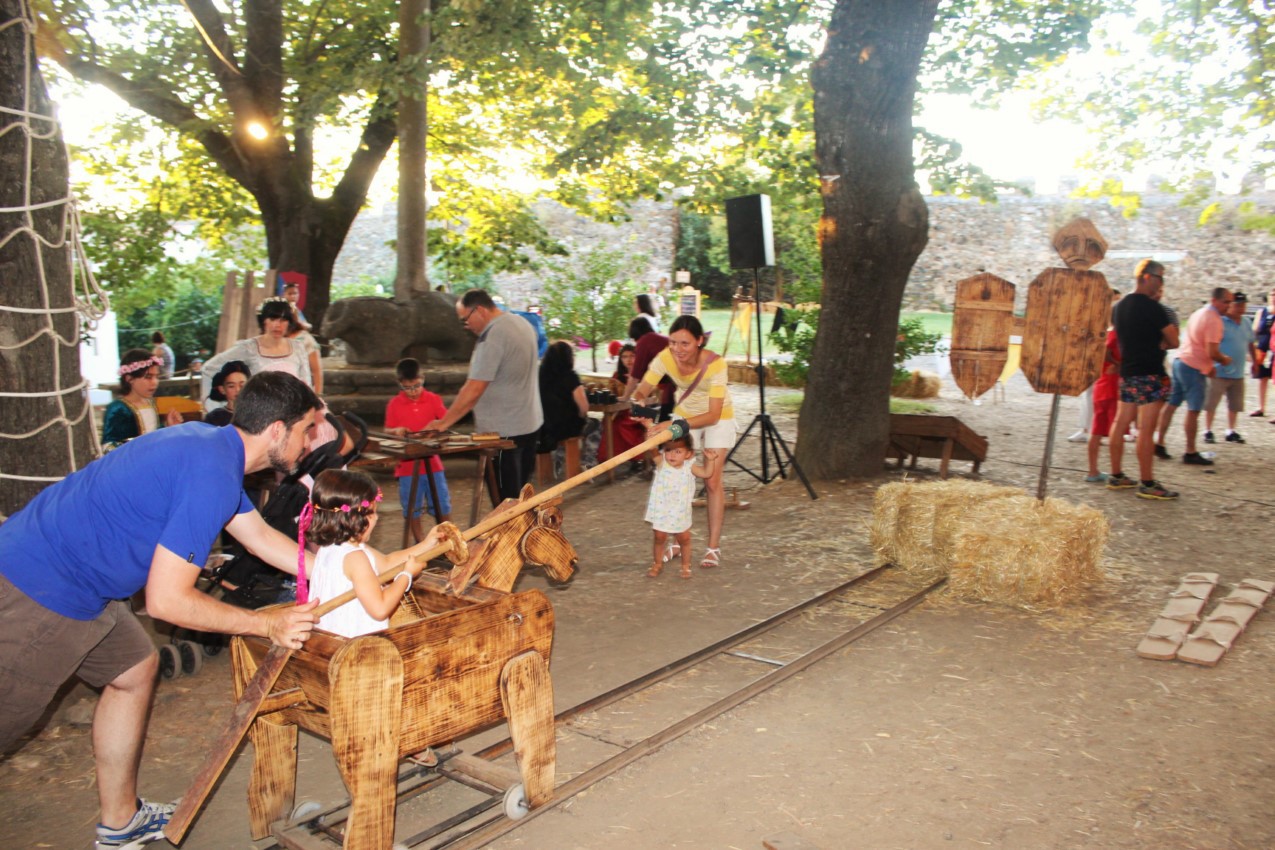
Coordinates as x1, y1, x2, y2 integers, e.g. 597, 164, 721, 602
891, 370, 941, 399
872, 481, 1022, 580
872, 480, 1108, 609
945, 496, 1107, 608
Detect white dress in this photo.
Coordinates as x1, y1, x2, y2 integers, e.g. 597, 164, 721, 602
644, 462, 696, 534
310, 541, 389, 637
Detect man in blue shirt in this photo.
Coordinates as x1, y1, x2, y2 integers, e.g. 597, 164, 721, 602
1204, 291, 1258, 444
0, 372, 322, 849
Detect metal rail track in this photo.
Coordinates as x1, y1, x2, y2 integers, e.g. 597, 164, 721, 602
269, 567, 943, 850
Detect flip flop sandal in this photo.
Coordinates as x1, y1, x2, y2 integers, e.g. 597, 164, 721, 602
647, 562, 664, 578
680, 563, 693, 579
700, 547, 720, 569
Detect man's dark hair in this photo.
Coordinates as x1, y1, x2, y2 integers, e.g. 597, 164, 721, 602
1133, 258, 1164, 281
233, 372, 321, 434
628, 317, 651, 340
395, 357, 421, 381
459, 289, 497, 310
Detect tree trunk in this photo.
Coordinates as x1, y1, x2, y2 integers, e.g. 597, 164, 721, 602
395, 0, 430, 302
797, 0, 938, 479
0, 0, 97, 515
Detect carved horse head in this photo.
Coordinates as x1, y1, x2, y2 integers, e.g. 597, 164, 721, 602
447, 484, 578, 594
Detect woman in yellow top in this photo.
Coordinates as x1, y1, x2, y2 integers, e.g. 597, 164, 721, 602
631, 315, 735, 569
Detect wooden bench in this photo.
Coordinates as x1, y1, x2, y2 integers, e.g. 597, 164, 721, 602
885, 413, 987, 479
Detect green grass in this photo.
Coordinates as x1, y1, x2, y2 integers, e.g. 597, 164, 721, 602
767, 391, 935, 415
697, 307, 951, 358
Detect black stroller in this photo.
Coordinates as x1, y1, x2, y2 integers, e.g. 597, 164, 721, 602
209, 409, 370, 609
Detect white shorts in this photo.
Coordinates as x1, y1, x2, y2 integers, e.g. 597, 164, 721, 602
692, 417, 737, 451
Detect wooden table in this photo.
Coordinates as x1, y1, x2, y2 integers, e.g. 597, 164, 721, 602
354, 435, 515, 544
588, 399, 631, 483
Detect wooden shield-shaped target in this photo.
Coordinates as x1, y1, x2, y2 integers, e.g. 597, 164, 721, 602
1020, 268, 1110, 396
950, 273, 1016, 400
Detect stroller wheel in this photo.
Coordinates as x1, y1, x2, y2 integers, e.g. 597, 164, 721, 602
201, 636, 225, 657
158, 644, 181, 680
178, 640, 204, 676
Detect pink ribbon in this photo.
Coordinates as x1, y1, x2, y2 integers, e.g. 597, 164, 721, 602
296, 502, 314, 604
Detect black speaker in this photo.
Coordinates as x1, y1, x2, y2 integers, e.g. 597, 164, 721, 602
725, 194, 775, 269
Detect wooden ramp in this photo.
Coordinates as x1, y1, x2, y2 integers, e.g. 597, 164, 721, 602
885, 414, 988, 479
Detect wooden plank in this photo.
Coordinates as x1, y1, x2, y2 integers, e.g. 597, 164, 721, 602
500, 650, 556, 807
950, 273, 1016, 400
330, 636, 403, 850
1020, 268, 1110, 396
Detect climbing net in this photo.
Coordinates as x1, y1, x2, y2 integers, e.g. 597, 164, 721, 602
0, 5, 110, 496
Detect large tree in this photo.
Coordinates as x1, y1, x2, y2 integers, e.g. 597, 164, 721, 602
0, 0, 97, 515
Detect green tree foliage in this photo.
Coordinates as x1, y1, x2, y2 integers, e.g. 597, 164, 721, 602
538, 244, 646, 372
116, 279, 221, 371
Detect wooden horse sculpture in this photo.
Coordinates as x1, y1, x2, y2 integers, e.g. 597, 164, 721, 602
231, 485, 578, 850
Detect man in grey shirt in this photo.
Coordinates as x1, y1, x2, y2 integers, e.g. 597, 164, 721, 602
427, 289, 544, 499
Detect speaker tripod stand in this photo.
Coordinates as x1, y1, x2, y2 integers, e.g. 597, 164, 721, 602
724, 268, 817, 500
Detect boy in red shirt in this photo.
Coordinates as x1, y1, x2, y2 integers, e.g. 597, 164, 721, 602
385, 358, 451, 542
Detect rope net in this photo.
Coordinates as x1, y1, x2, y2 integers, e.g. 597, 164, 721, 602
1, 3, 109, 507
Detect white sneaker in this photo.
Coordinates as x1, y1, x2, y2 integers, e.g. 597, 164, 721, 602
1067, 430, 1088, 442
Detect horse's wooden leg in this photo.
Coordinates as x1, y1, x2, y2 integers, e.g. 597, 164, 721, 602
330, 636, 404, 850
233, 638, 298, 839
499, 650, 555, 807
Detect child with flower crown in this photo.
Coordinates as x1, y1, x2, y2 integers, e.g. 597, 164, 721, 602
102, 348, 183, 450
300, 468, 441, 637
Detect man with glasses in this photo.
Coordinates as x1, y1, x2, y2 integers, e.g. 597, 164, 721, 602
1202, 291, 1256, 445
427, 289, 543, 499
1107, 259, 1181, 500
1168, 286, 1234, 466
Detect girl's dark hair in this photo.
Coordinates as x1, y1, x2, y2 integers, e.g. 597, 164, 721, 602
615, 343, 636, 382
307, 469, 381, 547
256, 297, 298, 332
636, 293, 657, 317
540, 340, 575, 376
209, 361, 251, 402
151, 331, 165, 344
668, 314, 705, 343
662, 435, 692, 453
118, 348, 157, 393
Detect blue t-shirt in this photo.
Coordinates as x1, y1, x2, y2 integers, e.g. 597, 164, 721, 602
1217, 315, 1255, 380
0, 423, 255, 619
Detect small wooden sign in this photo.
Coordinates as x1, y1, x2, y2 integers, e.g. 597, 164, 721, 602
678, 285, 701, 317
949, 273, 1017, 400
1020, 268, 1111, 396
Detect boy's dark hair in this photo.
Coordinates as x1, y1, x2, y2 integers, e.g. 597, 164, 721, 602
307, 469, 381, 546
628, 317, 651, 340
395, 357, 421, 381
232, 371, 321, 434
209, 360, 252, 402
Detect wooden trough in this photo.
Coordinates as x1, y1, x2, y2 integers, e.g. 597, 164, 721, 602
231, 490, 576, 850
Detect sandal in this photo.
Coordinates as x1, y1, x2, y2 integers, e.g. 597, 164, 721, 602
700, 547, 721, 569
647, 562, 664, 578
680, 563, 692, 579
663, 540, 681, 563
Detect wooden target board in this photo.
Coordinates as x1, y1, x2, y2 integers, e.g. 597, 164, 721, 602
1020, 268, 1110, 396
950, 273, 1016, 400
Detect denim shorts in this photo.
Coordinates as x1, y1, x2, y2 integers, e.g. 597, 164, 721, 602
1118, 374, 1170, 405
397, 470, 451, 519
1168, 359, 1208, 411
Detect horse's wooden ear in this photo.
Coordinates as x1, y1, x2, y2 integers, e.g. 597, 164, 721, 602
519, 482, 536, 501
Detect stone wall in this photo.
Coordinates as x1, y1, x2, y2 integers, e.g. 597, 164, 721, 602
333, 191, 1275, 315
332, 199, 680, 311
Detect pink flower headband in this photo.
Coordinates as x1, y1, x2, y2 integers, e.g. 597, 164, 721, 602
313, 489, 383, 513
119, 356, 163, 376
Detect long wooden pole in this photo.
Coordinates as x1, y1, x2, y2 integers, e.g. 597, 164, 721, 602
165, 422, 686, 844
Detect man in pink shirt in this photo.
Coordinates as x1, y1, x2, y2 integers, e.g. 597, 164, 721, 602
1170, 287, 1234, 465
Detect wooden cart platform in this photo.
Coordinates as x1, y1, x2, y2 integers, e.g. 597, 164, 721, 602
885, 414, 987, 479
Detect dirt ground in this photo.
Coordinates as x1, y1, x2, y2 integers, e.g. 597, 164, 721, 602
2, 366, 1273, 850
